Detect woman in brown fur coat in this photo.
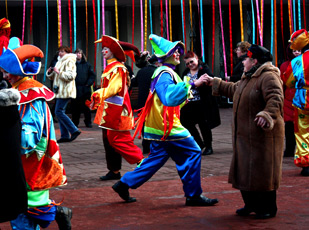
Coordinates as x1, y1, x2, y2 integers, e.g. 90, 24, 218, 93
204, 44, 284, 219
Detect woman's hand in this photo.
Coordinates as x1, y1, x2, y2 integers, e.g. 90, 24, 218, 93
201, 73, 214, 86
53, 67, 60, 74
254, 116, 269, 128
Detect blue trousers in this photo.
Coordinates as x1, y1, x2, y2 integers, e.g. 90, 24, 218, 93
121, 136, 203, 197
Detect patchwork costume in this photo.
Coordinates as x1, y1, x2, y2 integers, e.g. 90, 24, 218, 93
87, 35, 143, 177
112, 34, 218, 206
0, 43, 71, 229
283, 29, 309, 174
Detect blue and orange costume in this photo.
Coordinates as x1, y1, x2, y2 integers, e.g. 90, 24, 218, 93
0, 41, 70, 229
112, 34, 218, 206
283, 29, 309, 175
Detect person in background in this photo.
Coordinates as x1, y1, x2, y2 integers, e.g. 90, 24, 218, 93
204, 44, 284, 219
227, 41, 251, 82
87, 35, 143, 181
280, 44, 301, 157
131, 51, 159, 154
282, 29, 309, 176
0, 41, 72, 230
112, 34, 219, 206
47, 46, 81, 143
71, 48, 96, 128
181, 51, 220, 155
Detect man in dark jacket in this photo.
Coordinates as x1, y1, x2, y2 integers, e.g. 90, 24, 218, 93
72, 48, 96, 128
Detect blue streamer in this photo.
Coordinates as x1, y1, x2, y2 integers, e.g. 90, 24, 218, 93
73, 0, 76, 51
149, 0, 153, 53
97, 0, 100, 39
293, 0, 296, 31
43, 0, 49, 82
251, 0, 255, 44
298, 0, 301, 29
181, 0, 185, 45
200, 0, 205, 62
271, 0, 273, 54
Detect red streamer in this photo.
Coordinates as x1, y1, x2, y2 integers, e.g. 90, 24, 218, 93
29, 0, 33, 44
160, 0, 163, 37
303, 0, 307, 30
68, 0, 72, 52
280, 0, 285, 58
229, 0, 233, 76
212, 0, 215, 72
132, 0, 134, 45
92, 0, 97, 70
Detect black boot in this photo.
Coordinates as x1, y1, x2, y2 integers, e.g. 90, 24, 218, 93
185, 195, 218, 206
236, 206, 253, 216
202, 147, 213, 156
301, 167, 309, 176
112, 181, 136, 203
55, 206, 72, 230
100, 171, 121, 180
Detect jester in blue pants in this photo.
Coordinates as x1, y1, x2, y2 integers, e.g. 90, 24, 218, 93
112, 34, 219, 206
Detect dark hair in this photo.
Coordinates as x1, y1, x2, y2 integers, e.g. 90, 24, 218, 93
58, 46, 71, 53
183, 51, 202, 66
74, 48, 87, 61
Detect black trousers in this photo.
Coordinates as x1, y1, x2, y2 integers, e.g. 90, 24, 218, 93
284, 121, 296, 156
241, 190, 277, 215
180, 100, 212, 149
71, 93, 92, 127
102, 129, 122, 171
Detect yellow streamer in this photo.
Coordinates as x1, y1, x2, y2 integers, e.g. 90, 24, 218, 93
288, 0, 292, 35
144, 0, 147, 51
115, 0, 119, 40
169, 0, 172, 41
239, 0, 244, 41
189, 0, 193, 50
5, 0, 8, 19
57, 0, 60, 47
85, 0, 88, 59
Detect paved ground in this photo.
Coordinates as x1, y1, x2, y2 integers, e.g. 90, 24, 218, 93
1, 107, 308, 230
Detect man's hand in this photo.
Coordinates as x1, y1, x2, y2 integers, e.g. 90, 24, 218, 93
254, 116, 269, 128
201, 73, 214, 86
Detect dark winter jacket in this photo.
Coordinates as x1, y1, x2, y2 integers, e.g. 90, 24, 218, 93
75, 57, 96, 98
230, 54, 246, 82
182, 64, 221, 129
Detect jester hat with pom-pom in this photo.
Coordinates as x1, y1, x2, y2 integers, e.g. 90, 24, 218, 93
0, 40, 43, 77
289, 29, 309, 51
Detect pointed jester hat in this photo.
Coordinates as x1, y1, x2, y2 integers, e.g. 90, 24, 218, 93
149, 34, 185, 63
289, 29, 309, 50
0, 37, 44, 76
95, 35, 140, 62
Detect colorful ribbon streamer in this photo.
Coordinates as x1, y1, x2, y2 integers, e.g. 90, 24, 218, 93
22, 0, 26, 44
280, 0, 285, 58
115, 0, 119, 40
149, 0, 154, 53
73, 0, 76, 51
43, 0, 49, 82
293, 0, 296, 32
97, 0, 100, 42
303, 0, 307, 29
29, 0, 33, 43
288, 0, 292, 35
165, 0, 169, 41
92, 0, 97, 70
261, 0, 264, 42
102, 0, 106, 69
274, 0, 277, 66
181, 0, 185, 47
229, 0, 233, 76
57, 0, 62, 47
251, 0, 255, 44
68, 0, 72, 51
5, 0, 8, 19
218, 0, 227, 77
189, 0, 193, 50
160, 0, 163, 37
297, 0, 301, 30
85, 0, 88, 58
182, 0, 187, 49
132, 0, 135, 46
212, 0, 215, 71
140, 0, 144, 51
145, 0, 148, 50
197, 0, 204, 62
271, 0, 274, 54
239, 0, 244, 41
169, 0, 172, 41
255, 0, 263, 46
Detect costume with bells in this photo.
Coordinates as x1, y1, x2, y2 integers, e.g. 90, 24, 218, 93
283, 29, 309, 176
112, 34, 219, 206
87, 35, 143, 180
0, 40, 72, 229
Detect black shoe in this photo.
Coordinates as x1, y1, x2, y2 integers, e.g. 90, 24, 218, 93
255, 212, 276, 219
57, 138, 71, 143
301, 167, 309, 176
70, 130, 81, 142
55, 206, 72, 230
185, 195, 218, 206
112, 181, 136, 203
236, 207, 253, 216
100, 171, 121, 181
202, 147, 213, 155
